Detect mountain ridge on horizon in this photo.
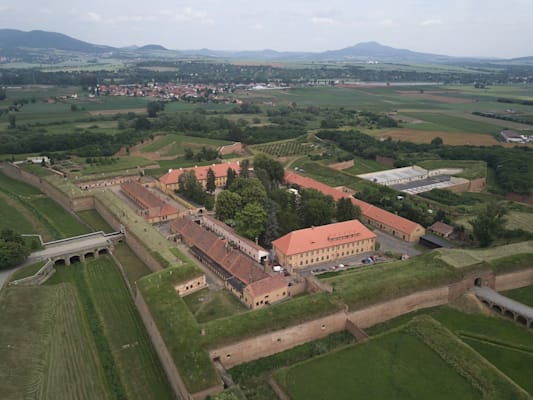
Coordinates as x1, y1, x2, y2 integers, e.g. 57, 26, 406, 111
0, 28, 528, 63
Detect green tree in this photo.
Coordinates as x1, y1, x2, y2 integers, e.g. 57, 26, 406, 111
8, 113, 16, 129
184, 147, 194, 160
0, 229, 30, 269
177, 171, 206, 205
469, 202, 507, 247
261, 199, 280, 248
206, 167, 216, 194
229, 177, 267, 207
431, 136, 444, 146
0, 87, 6, 101
239, 159, 250, 178
225, 167, 237, 189
336, 197, 361, 222
299, 189, 335, 227
147, 101, 165, 117
253, 153, 284, 185
235, 202, 267, 241
215, 190, 242, 221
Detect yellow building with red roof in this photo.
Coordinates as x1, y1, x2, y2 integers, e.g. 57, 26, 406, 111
159, 161, 240, 192
272, 219, 376, 271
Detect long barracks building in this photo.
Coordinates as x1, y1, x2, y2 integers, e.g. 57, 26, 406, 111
284, 171, 425, 242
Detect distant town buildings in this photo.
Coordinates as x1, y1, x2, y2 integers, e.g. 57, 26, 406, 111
500, 130, 533, 144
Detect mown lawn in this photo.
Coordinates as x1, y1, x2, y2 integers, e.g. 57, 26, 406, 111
183, 288, 247, 323
84, 257, 175, 400
77, 209, 114, 232
504, 285, 533, 307
111, 243, 154, 287
276, 325, 481, 400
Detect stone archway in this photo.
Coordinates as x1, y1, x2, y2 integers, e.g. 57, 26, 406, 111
474, 277, 482, 287
516, 315, 528, 326
98, 248, 108, 256
70, 255, 81, 264
54, 258, 66, 266
85, 252, 95, 260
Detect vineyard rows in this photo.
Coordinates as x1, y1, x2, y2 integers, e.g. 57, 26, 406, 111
255, 141, 316, 157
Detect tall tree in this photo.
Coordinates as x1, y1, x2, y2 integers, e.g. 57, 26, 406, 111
253, 153, 284, 185
235, 202, 267, 241
261, 199, 280, 248
469, 202, 507, 247
336, 198, 361, 222
177, 171, 206, 205
225, 167, 236, 189
239, 159, 250, 178
206, 167, 216, 194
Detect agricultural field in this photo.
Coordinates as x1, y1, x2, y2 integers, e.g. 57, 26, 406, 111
290, 158, 355, 187
370, 128, 501, 146
0, 170, 89, 240
139, 133, 232, 156
183, 288, 247, 323
0, 285, 111, 400
253, 140, 317, 157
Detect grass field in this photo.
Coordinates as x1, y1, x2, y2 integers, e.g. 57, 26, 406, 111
276, 320, 481, 400
140, 134, 232, 156
417, 159, 487, 179
79, 156, 154, 175
343, 156, 389, 175
371, 128, 501, 146
7, 260, 47, 283
77, 209, 114, 232
183, 288, 247, 323
504, 285, 533, 307
112, 243, 154, 287
0, 285, 111, 400
0, 170, 89, 240
505, 211, 533, 233
290, 158, 355, 187
83, 257, 175, 400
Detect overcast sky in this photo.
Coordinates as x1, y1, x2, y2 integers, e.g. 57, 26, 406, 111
1, 0, 532, 58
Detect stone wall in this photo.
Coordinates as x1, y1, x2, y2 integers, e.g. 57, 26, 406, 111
209, 312, 347, 369
136, 291, 194, 399
94, 198, 162, 273
347, 286, 450, 329
494, 269, 533, 292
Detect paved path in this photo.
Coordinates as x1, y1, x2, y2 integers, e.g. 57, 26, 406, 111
473, 286, 533, 320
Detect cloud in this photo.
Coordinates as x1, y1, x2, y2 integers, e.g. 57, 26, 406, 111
379, 19, 393, 26
421, 19, 443, 26
115, 15, 157, 23
310, 16, 339, 25
84, 11, 104, 22
175, 8, 214, 24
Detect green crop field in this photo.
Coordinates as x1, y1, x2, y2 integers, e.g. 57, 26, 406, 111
417, 159, 487, 180
343, 156, 389, 175
183, 288, 247, 323
253, 140, 316, 157
505, 211, 533, 233
83, 257, 175, 400
0, 285, 111, 400
402, 111, 501, 134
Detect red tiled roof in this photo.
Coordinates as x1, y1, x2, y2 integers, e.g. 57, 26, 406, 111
284, 171, 422, 235
272, 219, 376, 256
246, 274, 287, 297
121, 182, 178, 218
428, 221, 454, 236
170, 217, 281, 287
160, 161, 240, 185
